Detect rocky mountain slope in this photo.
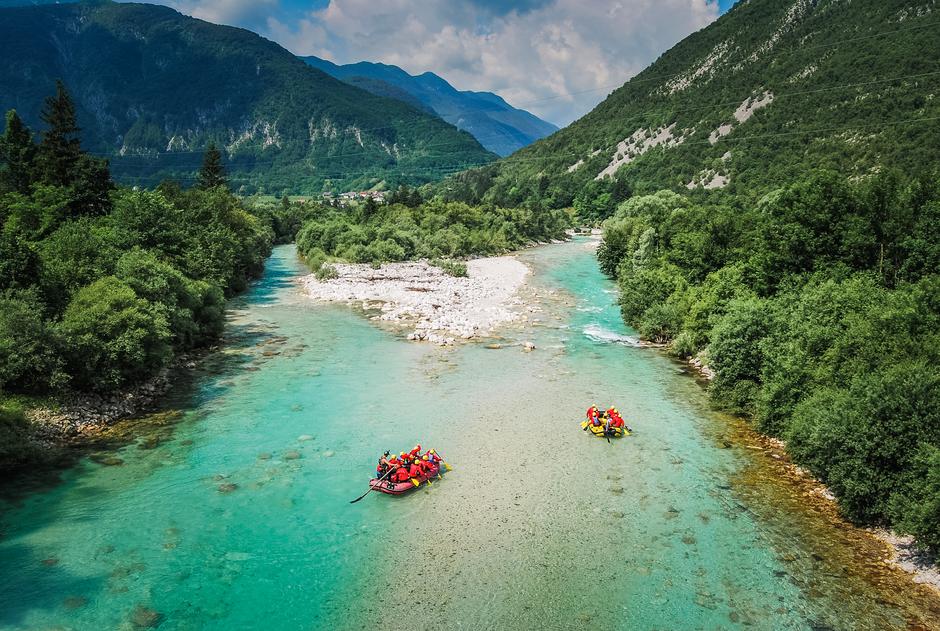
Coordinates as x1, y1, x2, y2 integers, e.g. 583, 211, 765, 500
303, 56, 558, 157
443, 0, 940, 208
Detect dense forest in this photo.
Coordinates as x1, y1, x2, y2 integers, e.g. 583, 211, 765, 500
596, 170, 940, 551
0, 83, 274, 468
291, 187, 569, 273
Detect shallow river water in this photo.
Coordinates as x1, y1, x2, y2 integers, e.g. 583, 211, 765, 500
1, 240, 938, 630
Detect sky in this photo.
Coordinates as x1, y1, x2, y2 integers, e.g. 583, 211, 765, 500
135, 0, 739, 126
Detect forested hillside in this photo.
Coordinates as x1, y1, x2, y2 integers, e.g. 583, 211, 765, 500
0, 83, 274, 468
0, 2, 495, 194
440, 0, 940, 216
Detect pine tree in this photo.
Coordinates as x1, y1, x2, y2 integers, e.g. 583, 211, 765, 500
38, 80, 82, 187
0, 110, 37, 194
197, 142, 227, 190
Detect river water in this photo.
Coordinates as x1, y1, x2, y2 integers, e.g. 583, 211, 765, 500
1, 240, 938, 630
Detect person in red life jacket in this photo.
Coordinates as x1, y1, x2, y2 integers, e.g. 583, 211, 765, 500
607, 408, 624, 429
415, 457, 432, 476
408, 460, 423, 480
392, 464, 411, 483
586, 405, 602, 429
408, 444, 422, 460
399, 451, 411, 466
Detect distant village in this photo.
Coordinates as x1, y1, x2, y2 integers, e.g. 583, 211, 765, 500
320, 190, 386, 206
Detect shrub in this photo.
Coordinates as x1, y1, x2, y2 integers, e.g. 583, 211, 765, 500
57, 277, 171, 390
431, 258, 468, 277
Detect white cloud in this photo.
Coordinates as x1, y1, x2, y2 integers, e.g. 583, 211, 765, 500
148, 0, 722, 126
156, 0, 279, 29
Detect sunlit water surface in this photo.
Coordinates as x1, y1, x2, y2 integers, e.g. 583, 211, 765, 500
1, 241, 938, 630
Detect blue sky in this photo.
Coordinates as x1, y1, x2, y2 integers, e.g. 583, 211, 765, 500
141, 1, 737, 125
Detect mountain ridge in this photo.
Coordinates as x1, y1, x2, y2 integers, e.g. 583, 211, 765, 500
0, 2, 496, 193
440, 0, 940, 212
302, 55, 558, 157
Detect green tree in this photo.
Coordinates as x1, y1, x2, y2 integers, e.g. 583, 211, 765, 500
0, 110, 37, 194
197, 143, 227, 190
0, 289, 64, 392
708, 296, 769, 415
57, 276, 171, 390
38, 80, 82, 187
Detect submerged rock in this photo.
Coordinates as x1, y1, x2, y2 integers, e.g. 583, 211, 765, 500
522, 341, 536, 351
90, 454, 124, 466
283, 450, 301, 460
62, 595, 88, 610
257, 452, 272, 460
297, 435, 314, 442
217, 483, 238, 493
130, 605, 163, 628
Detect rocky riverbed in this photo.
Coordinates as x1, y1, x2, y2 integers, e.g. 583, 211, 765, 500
300, 257, 530, 344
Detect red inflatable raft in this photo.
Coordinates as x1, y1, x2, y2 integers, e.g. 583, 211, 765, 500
369, 463, 441, 495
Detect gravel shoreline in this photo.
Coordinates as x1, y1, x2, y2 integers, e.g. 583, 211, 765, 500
301, 257, 531, 344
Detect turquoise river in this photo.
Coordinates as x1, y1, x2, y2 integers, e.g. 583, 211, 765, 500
1, 240, 939, 630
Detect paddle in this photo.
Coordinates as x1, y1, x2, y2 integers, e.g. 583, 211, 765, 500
350, 465, 397, 504
432, 450, 453, 472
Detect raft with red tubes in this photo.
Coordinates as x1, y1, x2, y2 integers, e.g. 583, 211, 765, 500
368, 462, 441, 495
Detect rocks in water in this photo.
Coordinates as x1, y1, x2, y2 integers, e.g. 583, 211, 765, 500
138, 436, 161, 450
290, 404, 304, 412
111, 562, 147, 579
257, 452, 272, 460
297, 435, 314, 442
681, 535, 697, 545
261, 350, 280, 357
522, 341, 536, 351
610, 511, 625, 519
62, 595, 88, 610
485, 343, 502, 350
322, 450, 334, 458
283, 450, 301, 460
130, 605, 163, 628
90, 454, 124, 467
217, 483, 238, 493
609, 486, 625, 495
41, 557, 59, 567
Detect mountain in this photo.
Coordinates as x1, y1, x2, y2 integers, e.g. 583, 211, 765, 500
443, 0, 940, 210
303, 56, 559, 157
0, 2, 496, 193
